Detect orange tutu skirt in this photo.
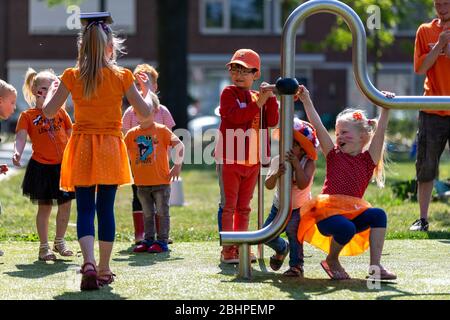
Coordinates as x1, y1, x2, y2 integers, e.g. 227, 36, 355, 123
298, 194, 372, 256
60, 133, 131, 192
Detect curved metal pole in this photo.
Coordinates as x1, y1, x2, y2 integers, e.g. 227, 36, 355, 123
220, 0, 450, 279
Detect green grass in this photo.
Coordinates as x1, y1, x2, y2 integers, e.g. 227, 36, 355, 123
0, 157, 449, 242
0, 240, 449, 300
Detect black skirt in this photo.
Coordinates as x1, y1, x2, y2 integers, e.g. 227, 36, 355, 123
22, 158, 75, 205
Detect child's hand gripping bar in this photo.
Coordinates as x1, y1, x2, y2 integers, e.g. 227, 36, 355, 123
261, 77, 299, 95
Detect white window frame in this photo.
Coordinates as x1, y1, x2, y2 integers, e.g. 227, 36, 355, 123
28, 0, 136, 35
200, 0, 271, 35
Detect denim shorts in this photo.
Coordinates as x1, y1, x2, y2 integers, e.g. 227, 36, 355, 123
416, 112, 450, 182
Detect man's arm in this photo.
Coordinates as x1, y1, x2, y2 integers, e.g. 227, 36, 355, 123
415, 28, 450, 75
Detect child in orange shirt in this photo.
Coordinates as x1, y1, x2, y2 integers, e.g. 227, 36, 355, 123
13, 68, 74, 261
42, 14, 154, 290
122, 64, 175, 245
0, 79, 17, 257
125, 92, 184, 253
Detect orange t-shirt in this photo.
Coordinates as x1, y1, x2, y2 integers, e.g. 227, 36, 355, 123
60, 67, 135, 136
414, 19, 450, 116
15, 108, 72, 164
124, 123, 177, 186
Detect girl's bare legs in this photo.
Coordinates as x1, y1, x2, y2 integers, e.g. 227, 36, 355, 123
36, 204, 52, 245
326, 239, 346, 272
369, 228, 386, 267
98, 241, 114, 275
55, 200, 71, 239
79, 235, 96, 266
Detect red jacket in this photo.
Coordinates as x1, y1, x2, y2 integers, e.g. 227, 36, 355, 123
215, 85, 279, 165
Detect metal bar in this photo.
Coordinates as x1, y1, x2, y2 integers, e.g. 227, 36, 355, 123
257, 104, 264, 260
220, 0, 450, 279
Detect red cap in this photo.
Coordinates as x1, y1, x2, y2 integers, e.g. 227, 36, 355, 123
226, 49, 261, 77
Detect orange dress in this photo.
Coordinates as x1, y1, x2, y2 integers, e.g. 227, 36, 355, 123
59, 67, 134, 191
298, 194, 372, 256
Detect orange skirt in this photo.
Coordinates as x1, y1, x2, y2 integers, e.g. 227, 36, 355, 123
60, 134, 131, 192
298, 194, 372, 256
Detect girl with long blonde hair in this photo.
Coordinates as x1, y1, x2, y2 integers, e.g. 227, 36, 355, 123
43, 15, 154, 291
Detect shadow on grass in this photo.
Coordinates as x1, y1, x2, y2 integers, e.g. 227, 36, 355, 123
112, 247, 183, 267
4, 260, 78, 279
217, 264, 450, 300
54, 286, 126, 300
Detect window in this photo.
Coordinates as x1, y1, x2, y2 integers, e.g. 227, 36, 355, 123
201, 0, 304, 35
200, 0, 270, 34
29, 0, 136, 35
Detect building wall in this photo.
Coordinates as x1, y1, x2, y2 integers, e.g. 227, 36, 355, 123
0, 0, 425, 127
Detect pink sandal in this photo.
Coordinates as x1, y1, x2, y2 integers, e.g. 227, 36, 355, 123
80, 262, 99, 291
97, 271, 116, 287
320, 260, 351, 280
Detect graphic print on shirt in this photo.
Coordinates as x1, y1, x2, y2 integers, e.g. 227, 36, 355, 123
136, 135, 158, 163
32, 114, 63, 134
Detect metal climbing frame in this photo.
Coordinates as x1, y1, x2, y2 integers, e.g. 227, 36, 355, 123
220, 0, 450, 279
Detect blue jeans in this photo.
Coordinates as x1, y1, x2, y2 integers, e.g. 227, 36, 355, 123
263, 204, 304, 267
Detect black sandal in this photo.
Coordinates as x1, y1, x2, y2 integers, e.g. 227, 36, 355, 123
269, 242, 289, 271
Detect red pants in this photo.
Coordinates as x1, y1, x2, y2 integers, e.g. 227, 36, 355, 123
218, 163, 259, 233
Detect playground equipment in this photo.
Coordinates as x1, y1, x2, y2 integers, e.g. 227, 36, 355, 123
220, 0, 450, 279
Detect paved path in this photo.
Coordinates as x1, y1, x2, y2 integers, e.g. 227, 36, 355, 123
0, 142, 31, 181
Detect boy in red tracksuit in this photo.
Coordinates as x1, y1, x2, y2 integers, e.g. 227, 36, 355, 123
215, 49, 279, 264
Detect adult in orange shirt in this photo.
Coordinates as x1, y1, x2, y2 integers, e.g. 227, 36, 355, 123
411, 0, 450, 232
13, 68, 74, 262
42, 16, 154, 291
124, 92, 184, 254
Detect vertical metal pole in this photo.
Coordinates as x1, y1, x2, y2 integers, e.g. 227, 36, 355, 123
257, 106, 264, 260
239, 243, 251, 279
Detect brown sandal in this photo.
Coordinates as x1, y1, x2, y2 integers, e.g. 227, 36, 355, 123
80, 262, 99, 291
53, 238, 74, 257
38, 243, 57, 261
283, 265, 304, 277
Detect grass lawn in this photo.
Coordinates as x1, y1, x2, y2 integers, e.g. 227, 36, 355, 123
0, 149, 449, 300
0, 240, 449, 300
1, 156, 448, 242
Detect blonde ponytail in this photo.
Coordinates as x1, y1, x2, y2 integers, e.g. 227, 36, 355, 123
22, 68, 38, 107
77, 22, 126, 99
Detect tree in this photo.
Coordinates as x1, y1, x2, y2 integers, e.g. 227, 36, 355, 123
321, 0, 434, 116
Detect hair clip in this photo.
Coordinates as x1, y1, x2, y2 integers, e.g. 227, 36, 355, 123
352, 111, 363, 121
86, 21, 110, 34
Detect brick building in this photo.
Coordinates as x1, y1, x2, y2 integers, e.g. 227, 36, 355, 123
0, 0, 428, 128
